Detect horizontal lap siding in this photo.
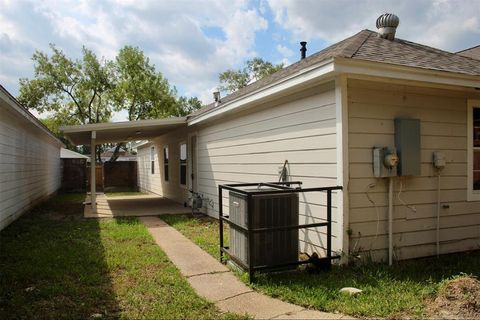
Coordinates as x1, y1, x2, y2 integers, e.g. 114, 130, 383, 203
0, 108, 61, 230
137, 143, 162, 195
196, 84, 339, 254
150, 128, 189, 204
347, 79, 480, 261
136, 127, 190, 205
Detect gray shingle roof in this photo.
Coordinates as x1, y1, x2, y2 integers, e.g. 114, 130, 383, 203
354, 31, 480, 75
457, 45, 480, 61
190, 29, 480, 120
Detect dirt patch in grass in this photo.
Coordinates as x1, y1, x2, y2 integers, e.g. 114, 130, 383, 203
426, 276, 480, 319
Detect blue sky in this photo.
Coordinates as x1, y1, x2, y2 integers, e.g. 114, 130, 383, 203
1, 0, 479, 121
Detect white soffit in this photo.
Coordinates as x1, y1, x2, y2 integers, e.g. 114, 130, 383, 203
188, 59, 336, 126
61, 117, 187, 145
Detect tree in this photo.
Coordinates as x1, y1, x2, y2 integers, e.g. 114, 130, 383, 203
18, 44, 114, 162
18, 44, 204, 162
173, 96, 203, 117
112, 46, 179, 121
107, 46, 190, 161
40, 114, 77, 150
218, 58, 284, 93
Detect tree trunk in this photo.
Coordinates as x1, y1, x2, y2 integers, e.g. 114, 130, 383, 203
109, 143, 125, 162
96, 146, 102, 164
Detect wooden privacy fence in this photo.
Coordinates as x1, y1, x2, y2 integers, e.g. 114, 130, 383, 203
63, 160, 138, 193
61, 158, 87, 193
103, 161, 138, 192
87, 164, 104, 192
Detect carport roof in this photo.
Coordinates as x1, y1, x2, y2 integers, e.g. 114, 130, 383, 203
61, 117, 187, 145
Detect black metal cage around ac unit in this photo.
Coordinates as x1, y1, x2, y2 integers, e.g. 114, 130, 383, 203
218, 181, 342, 282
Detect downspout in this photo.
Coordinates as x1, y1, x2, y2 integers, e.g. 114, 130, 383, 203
436, 173, 441, 257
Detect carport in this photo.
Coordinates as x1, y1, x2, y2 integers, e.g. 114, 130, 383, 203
61, 117, 188, 216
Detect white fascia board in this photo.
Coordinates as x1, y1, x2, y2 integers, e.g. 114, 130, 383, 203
334, 58, 480, 88
60, 117, 187, 133
0, 88, 64, 147
131, 140, 150, 149
188, 59, 336, 126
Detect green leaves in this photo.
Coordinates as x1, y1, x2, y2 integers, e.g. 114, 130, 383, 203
18, 44, 204, 160
218, 58, 284, 93
18, 44, 113, 125
18, 44, 204, 126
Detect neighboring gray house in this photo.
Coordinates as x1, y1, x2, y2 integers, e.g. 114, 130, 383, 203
0, 85, 63, 230
62, 19, 480, 263
60, 147, 89, 160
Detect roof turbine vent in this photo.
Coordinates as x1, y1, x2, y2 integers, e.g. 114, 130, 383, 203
376, 13, 400, 40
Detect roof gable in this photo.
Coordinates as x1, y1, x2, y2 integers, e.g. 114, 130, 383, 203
457, 45, 480, 60
189, 29, 480, 121
352, 31, 480, 76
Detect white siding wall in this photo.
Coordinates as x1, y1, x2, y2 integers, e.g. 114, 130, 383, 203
0, 103, 61, 230
137, 142, 163, 195
195, 83, 340, 254
136, 127, 190, 205
347, 79, 480, 261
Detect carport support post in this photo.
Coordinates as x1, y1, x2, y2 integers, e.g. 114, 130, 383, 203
90, 130, 97, 213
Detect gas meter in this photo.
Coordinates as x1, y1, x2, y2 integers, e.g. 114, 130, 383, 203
433, 151, 446, 170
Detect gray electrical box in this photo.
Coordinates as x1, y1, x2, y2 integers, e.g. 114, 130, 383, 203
395, 118, 421, 176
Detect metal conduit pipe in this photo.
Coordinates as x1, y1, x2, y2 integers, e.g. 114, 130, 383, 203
388, 177, 394, 266
436, 173, 441, 257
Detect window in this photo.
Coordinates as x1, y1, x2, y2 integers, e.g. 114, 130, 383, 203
150, 146, 155, 175
163, 145, 169, 182
468, 100, 480, 201
180, 143, 187, 186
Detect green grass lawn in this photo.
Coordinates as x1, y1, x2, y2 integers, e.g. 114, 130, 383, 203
0, 194, 240, 320
161, 214, 480, 318
161, 214, 228, 260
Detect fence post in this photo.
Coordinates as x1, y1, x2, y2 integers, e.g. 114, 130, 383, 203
219, 185, 224, 262
327, 189, 332, 259
247, 193, 255, 282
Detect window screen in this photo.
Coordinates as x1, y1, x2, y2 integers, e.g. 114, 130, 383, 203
473, 108, 480, 190
163, 146, 169, 182
180, 143, 187, 186
150, 146, 155, 175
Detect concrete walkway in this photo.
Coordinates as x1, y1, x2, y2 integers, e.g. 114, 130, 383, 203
140, 216, 352, 319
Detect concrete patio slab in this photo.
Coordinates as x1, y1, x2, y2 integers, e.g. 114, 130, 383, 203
188, 272, 253, 302
84, 193, 191, 218
216, 292, 303, 319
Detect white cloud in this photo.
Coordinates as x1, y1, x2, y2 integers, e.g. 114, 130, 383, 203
0, 0, 267, 110
267, 0, 480, 52
276, 44, 294, 58
0, 0, 478, 124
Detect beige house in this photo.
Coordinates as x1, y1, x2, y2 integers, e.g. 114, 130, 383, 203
0, 85, 63, 230
62, 23, 480, 263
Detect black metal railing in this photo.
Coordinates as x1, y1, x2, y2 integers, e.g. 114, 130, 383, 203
218, 181, 343, 282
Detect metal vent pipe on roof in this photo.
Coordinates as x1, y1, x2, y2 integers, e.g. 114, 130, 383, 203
213, 91, 221, 106
376, 13, 400, 40
300, 41, 307, 59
